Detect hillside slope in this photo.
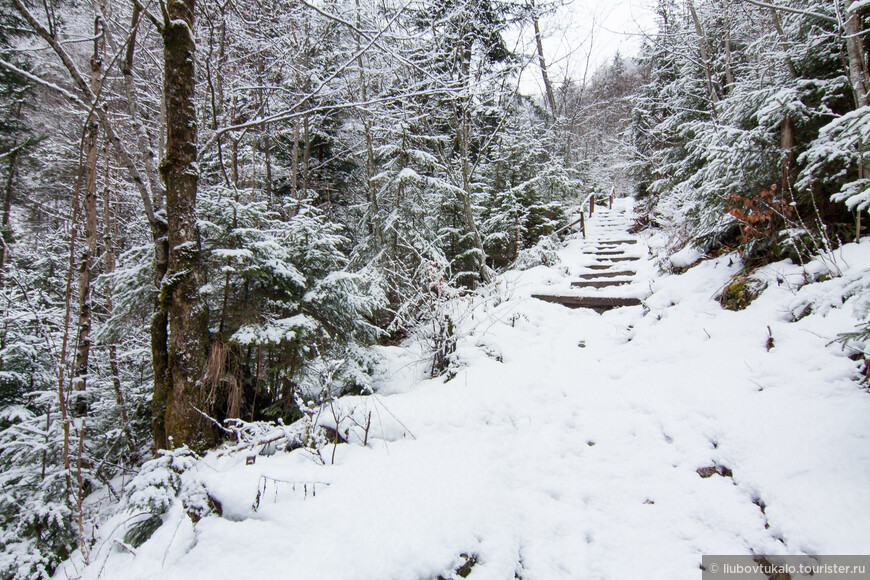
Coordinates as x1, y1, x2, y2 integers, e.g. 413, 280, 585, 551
63, 199, 870, 580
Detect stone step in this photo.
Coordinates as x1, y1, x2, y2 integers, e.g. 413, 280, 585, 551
579, 270, 635, 279
571, 280, 629, 289
598, 239, 638, 245
532, 294, 643, 312
585, 264, 616, 270
591, 249, 625, 255
600, 256, 640, 262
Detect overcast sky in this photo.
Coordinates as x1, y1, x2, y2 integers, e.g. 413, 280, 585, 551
516, 0, 657, 94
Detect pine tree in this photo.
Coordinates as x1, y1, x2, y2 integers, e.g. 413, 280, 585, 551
411, 0, 527, 286
197, 186, 383, 422
0, 0, 36, 282
630, 0, 861, 257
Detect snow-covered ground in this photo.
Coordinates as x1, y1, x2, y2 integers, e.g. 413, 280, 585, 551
63, 199, 870, 580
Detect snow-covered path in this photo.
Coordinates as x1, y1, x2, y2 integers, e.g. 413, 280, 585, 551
77, 199, 870, 580
531, 203, 650, 310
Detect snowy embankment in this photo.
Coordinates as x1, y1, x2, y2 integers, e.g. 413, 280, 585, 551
63, 199, 870, 580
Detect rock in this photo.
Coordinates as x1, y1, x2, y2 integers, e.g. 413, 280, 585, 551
697, 465, 733, 478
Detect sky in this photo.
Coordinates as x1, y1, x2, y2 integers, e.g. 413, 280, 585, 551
516, 0, 657, 94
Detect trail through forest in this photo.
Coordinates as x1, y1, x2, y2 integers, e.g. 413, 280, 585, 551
68, 199, 870, 580
4, 0, 870, 577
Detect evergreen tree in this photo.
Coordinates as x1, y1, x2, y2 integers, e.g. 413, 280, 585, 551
630, 0, 862, 257
197, 186, 383, 422
411, 0, 526, 286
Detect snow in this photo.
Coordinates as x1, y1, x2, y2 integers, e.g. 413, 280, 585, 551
62, 199, 870, 580
0, 405, 34, 424
230, 314, 318, 346
669, 245, 704, 269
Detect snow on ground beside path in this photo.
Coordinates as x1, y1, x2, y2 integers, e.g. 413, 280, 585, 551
64, 199, 870, 580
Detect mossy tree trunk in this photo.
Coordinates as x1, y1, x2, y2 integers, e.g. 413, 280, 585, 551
160, 0, 214, 452
151, 223, 170, 450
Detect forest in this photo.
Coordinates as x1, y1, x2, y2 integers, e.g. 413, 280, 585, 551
0, 0, 868, 578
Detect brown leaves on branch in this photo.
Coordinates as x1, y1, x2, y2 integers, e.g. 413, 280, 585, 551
726, 185, 795, 254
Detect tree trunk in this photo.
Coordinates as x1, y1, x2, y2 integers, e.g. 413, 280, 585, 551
102, 158, 136, 455
723, 2, 735, 91
8, 0, 172, 451
303, 115, 311, 195
73, 117, 97, 414
121, 4, 163, 204
264, 133, 272, 205
115, 0, 173, 452
291, 119, 299, 201
0, 146, 17, 384
780, 114, 796, 191
843, 0, 870, 242
0, 147, 17, 283
73, 12, 104, 415
458, 35, 490, 285
161, 0, 213, 452
356, 0, 383, 247
769, 7, 798, 78
302, 13, 311, 197
150, 227, 169, 450
396, 128, 406, 255
119, 10, 172, 450
687, 0, 720, 119
844, 3, 869, 108
531, 0, 557, 117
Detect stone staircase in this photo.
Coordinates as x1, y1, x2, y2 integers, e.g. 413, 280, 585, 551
532, 201, 648, 313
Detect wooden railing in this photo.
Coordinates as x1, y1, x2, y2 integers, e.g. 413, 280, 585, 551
555, 190, 615, 237
555, 213, 585, 237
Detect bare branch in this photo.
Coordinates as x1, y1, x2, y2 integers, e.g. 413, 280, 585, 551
9, 0, 157, 227
0, 56, 86, 105
735, 0, 836, 23
132, 0, 164, 33
199, 0, 413, 158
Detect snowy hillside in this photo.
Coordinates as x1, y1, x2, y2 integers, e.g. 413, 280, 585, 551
60, 200, 870, 580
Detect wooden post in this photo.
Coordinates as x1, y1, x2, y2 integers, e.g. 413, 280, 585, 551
555, 213, 586, 236
589, 195, 594, 215
609, 194, 613, 209
580, 212, 585, 238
